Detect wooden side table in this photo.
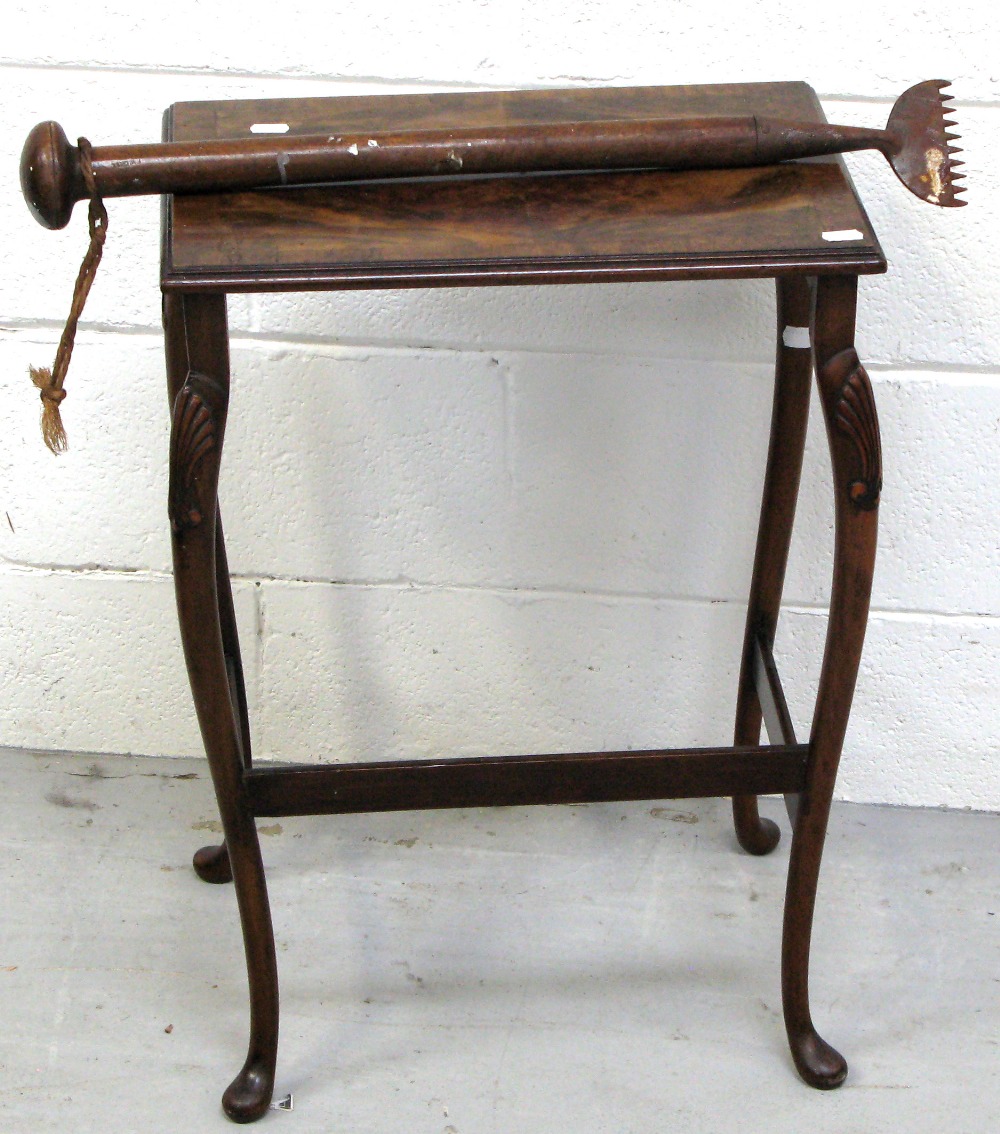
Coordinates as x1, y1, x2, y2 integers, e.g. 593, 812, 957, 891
161, 81, 885, 1122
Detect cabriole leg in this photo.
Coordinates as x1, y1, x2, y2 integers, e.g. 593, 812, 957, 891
782, 274, 879, 1088
732, 276, 813, 854
164, 296, 251, 885
163, 291, 278, 1121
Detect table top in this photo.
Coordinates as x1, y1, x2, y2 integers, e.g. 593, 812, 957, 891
161, 81, 886, 293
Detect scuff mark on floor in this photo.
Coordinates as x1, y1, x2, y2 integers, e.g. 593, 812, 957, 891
649, 807, 699, 823
45, 791, 99, 811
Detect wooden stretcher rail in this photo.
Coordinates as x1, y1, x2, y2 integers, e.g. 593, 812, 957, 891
244, 744, 809, 817
752, 633, 797, 747
752, 633, 802, 824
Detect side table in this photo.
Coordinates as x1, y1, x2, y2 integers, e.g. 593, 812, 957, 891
161, 81, 885, 1122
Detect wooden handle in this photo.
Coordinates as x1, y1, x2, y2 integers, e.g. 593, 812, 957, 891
22, 113, 892, 230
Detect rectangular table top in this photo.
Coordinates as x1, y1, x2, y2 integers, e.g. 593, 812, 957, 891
161, 81, 886, 292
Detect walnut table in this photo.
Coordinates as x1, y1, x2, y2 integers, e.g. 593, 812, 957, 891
160, 80, 884, 1122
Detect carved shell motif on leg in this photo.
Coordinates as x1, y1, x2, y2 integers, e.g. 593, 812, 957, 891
169, 373, 217, 533
829, 349, 882, 512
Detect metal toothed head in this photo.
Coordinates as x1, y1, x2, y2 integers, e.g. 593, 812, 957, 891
936, 81, 967, 206
885, 79, 967, 207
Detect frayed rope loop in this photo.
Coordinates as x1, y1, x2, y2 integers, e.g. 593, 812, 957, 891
29, 137, 108, 454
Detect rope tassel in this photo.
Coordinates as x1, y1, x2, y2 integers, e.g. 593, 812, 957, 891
29, 138, 107, 454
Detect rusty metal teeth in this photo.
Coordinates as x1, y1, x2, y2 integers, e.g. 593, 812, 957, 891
934, 84, 968, 205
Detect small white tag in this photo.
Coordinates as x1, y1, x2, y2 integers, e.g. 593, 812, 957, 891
782, 325, 811, 349
250, 123, 290, 134
821, 228, 864, 242
270, 1093, 294, 1111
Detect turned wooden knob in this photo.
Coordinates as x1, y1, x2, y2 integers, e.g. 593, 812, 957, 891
20, 121, 86, 230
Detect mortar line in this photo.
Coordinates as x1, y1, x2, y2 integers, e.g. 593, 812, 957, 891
3, 61, 998, 107
253, 580, 265, 748
500, 357, 516, 504
5, 320, 1000, 380
819, 91, 1000, 109
4, 561, 998, 625
0, 58, 521, 90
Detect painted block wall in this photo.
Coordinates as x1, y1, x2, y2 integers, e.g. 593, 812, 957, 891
2, 3, 998, 809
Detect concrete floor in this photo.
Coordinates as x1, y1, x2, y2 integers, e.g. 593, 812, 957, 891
1, 748, 997, 1133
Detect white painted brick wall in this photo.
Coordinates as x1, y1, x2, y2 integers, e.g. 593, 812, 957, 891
2, 3, 998, 809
